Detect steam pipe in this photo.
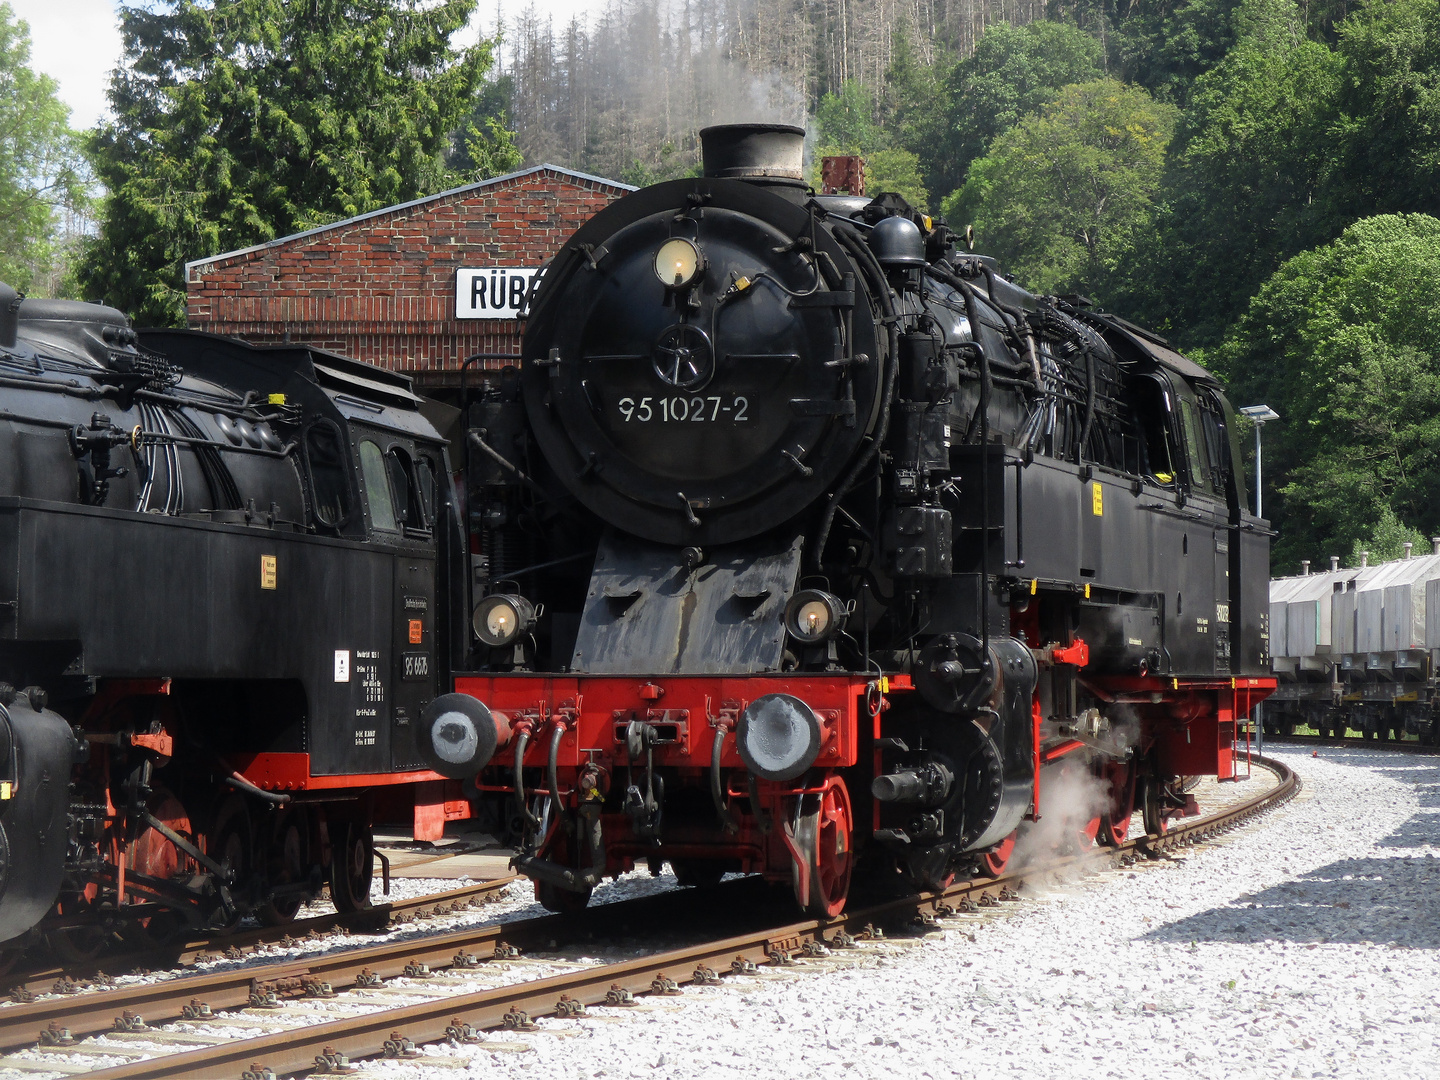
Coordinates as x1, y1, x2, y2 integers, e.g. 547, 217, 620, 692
948, 275, 994, 658
547, 722, 567, 827
811, 225, 900, 570
871, 771, 928, 802
513, 725, 540, 833
710, 726, 739, 833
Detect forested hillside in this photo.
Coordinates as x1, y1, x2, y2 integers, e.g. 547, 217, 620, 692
480, 0, 1440, 573
3, 0, 1437, 571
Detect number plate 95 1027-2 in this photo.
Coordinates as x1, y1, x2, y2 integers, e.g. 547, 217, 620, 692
402, 652, 430, 681
618, 395, 749, 423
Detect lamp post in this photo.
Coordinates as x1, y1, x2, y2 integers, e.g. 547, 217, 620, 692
1238, 406, 1278, 755
1239, 405, 1279, 518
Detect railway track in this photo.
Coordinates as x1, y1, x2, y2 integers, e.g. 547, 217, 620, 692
0, 876, 517, 1002
0, 756, 1299, 1080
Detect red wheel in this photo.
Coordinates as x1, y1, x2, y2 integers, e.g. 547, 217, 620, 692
1072, 815, 1101, 854
1099, 810, 1130, 846
1099, 762, 1136, 847
791, 774, 853, 918
978, 830, 1016, 877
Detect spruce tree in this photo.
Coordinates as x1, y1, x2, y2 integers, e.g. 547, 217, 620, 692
79, 0, 495, 325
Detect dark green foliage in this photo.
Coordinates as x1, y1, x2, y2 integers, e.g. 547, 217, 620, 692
1215, 214, 1440, 571
78, 0, 495, 326
1114, 0, 1245, 104
1322, 0, 1440, 226
919, 21, 1105, 204
1115, 0, 1342, 346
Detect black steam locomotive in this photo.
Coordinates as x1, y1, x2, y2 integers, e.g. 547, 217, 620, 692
0, 122, 1276, 952
445, 125, 1276, 915
0, 282, 470, 960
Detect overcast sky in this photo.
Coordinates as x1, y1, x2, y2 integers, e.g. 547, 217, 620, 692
8, 0, 605, 130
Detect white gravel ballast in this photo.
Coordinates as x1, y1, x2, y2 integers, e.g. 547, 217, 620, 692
358, 745, 1440, 1080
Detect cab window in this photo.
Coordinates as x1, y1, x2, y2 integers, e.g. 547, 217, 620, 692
1176, 396, 1217, 497
304, 420, 353, 529
359, 439, 398, 532
1131, 373, 1181, 486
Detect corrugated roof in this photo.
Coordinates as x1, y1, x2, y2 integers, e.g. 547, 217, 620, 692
185, 164, 635, 278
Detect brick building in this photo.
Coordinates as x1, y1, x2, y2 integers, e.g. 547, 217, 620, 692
184, 165, 633, 392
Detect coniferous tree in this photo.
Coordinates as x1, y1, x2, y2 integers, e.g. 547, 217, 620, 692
79, 0, 497, 325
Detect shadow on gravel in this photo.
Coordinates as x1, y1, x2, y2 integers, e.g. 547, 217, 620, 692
1141, 753, 1440, 947
1140, 854, 1440, 948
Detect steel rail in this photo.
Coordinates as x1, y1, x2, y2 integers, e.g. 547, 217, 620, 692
0, 878, 516, 1044
55, 757, 1300, 1080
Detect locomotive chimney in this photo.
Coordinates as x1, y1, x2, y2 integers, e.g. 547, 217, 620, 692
1301, 560, 1311, 576
700, 124, 807, 190
1330, 555, 1340, 571
0, 282, 18, 350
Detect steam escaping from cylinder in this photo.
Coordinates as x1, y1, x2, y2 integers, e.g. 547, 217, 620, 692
1008, 765, 1111, 874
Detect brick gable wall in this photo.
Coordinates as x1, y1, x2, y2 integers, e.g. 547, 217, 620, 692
185, 169, 626, 387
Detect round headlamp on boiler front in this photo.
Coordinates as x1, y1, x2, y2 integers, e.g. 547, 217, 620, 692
784, 589, 846, 645
654, 237, 704, 288
473, 593, 537, 648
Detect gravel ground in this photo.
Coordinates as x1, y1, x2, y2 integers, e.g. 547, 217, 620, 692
353, 746, 1440, 1080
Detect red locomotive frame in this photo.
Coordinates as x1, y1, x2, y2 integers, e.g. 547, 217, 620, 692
455, 660, 1275, 915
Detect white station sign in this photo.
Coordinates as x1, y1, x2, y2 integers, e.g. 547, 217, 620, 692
454, 266, 544, 320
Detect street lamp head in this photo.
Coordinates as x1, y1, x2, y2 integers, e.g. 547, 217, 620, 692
1240, 404, 1279, 423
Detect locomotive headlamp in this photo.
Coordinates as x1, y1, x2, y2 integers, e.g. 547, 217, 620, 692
784, 589, 846, 645
473, 594, 537, 648
736, 693, 824, 782
654, 238, 704, 288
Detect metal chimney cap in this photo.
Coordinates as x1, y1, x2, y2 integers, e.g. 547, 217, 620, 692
699, 124, 806, 183
1405, 542, 1414, 558
1329, 556, 1340, 571
1301, 560, 1311, 576
1360, 550, 1370, 567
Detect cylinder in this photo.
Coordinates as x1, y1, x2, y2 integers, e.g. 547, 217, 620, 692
871, 771, 927, 803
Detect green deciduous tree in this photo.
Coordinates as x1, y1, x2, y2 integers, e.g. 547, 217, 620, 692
943, 78, 1177, 297
1116, 0, 1341, 346
1322, 0, 1440, 227
813, 80, 930, 210
1115, 0, 1246, 105
78, 0, 500, 326
0, 2, 89, 294
1215, 214, 1440, 572
919, 21, 1104, 204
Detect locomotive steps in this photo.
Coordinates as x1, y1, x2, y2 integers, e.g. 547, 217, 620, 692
0, 757, 1296, 1079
